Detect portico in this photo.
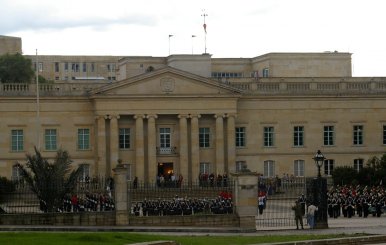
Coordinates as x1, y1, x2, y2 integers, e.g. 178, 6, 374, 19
91, 67, 241, 183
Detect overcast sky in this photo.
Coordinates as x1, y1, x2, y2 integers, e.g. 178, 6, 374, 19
1, 0, 385, 76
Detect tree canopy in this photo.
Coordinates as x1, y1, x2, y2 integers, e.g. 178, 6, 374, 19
332, 153, 386, 186
0, 53, 34, 83
17, 147, 83, 212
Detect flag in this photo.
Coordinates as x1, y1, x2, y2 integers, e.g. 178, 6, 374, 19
192, 35, 196, 38
203, 23, 207, 33
169, 34, 173, 37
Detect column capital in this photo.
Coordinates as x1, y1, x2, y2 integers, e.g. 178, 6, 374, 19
146, 114, 158, 119
189, 114, 201, 119
225, 113, 237, 118
214, 113, 225, 119
178, 114, 189, 119
134, 114, 145, 119
108, 114, 120, 120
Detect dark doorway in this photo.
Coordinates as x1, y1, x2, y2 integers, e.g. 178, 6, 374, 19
157, 162, 174, 180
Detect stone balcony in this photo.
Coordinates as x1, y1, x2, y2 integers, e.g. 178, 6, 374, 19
1, 77, 386, 97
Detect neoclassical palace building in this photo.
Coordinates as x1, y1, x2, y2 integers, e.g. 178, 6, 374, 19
1, 35, 386, 182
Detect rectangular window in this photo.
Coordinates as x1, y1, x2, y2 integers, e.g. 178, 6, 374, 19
82, 63, 87, 72
353, 125, 363, 145
264, 126, 274, 147
199, 162, 210, 174
79, 163, 90, 181
64, 62, 68, 71
119, 128, 130, 149
12, 164, 22, 181
77, 128, 90, 150
324, 159, 334, 176
107, 64, 116, 71
54, 62, 60, 72
44, 129, 57, 151
293, 126, 304, 147
323, 125, 334, 146
262, 68, 269, 78
199, 127, 210, 148
264, 160, 275, 177
159, 128, 171, 148
354, 159, 364, 172
383, 125, 386, 145
235, 127, 246, 147
294, 160, 305, 177
236, 161, 247, 172
91, 63, 95, 72
11, 129, 24, 151
72, 63, 79, 72
38, 62, 43, 72
123, 164, 132, 181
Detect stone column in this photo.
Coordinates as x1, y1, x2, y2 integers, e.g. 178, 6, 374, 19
113, 164, 128, 225
147, 114, 157, 184
215, 114, 225, 175
226, 114, 236, 174
96, 115, 107, 176
190, 114, 201, 183
134, 114, 145, 182
178, 114, 189, 182
109, 114, 120, 176
231, 172, 259, 231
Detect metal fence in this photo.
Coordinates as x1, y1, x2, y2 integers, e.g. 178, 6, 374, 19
0, 177, 115, 214
256, 177, 307, 228
128, 180, 234, 217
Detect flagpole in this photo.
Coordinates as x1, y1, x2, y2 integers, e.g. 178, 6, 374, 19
36, 49, 40, 150
168, 34, 173, 55
191, 35, 196, 55
201, 11, 208, 54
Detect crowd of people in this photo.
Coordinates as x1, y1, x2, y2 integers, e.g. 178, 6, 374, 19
198, 173, 229, 187
131, 192, 233, 216
327, 184, 386, 218
39, 193, 115, 213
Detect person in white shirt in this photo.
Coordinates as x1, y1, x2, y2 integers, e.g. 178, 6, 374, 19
307, 203, 318, 229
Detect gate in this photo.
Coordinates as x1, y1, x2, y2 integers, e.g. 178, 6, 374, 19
256, 177, 307, 228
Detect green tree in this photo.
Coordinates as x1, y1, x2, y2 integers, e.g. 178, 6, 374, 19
0, 53, 34, 83
38, 75, 53, 84
331, 166, 358, 186
16, 147, 83, 212
358, 154, 386, 186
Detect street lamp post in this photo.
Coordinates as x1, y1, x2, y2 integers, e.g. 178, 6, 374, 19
308, 150, 328, 229
313, 150, 325, 178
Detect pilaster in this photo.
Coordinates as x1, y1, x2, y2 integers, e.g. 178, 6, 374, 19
226, 114, 236, 174
147, 114, 157, 183
96, 115, 107, 177
215, 114, 225, 175
134, 114, 145, 182
109, 114, 120, 176
190, 114, 201, 183
178, 114, 189, 181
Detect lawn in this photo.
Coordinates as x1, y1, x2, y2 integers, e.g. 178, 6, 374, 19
0, 232, 362, 245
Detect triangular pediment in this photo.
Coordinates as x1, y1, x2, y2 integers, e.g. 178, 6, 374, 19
90, 67, 242, 96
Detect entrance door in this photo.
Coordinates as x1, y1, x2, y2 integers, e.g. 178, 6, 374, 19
157, 162, 174, 180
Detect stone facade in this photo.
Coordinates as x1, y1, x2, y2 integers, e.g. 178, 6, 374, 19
0, 36, 385, 183
0, 35, 22, 55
